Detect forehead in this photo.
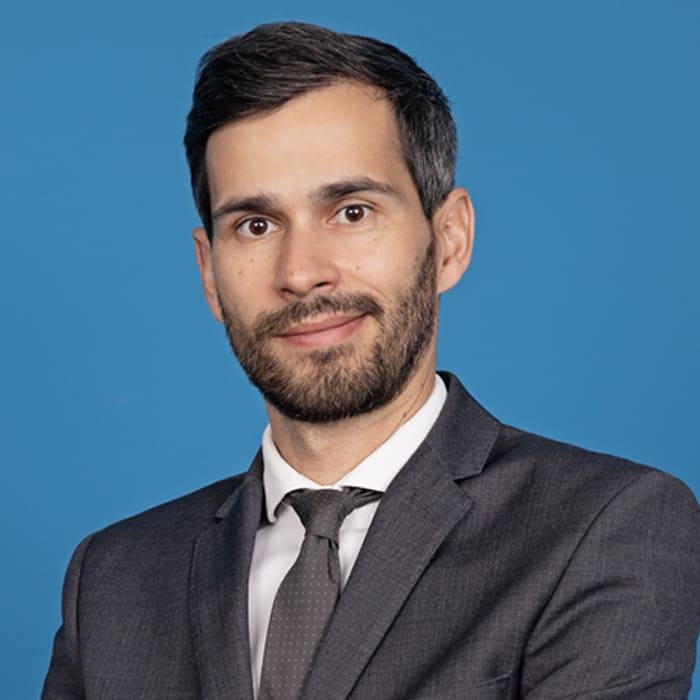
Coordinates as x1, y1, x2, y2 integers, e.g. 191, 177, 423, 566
204, 82, 416, 207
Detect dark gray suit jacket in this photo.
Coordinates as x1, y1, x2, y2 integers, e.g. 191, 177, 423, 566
43, 373, 700, 699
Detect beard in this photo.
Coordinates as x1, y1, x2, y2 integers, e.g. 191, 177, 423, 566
220, 236, 437, 423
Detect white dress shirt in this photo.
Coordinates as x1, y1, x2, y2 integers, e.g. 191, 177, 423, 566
248, 375, 447, 695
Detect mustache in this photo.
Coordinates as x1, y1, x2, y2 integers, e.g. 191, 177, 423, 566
253, 294, 384, 338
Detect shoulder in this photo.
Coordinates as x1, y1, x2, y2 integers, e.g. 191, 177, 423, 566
438, 372, 699, 529
505, 431, 700, 694
76, 473, 247, 571
494, 423, 697, 511
476, 424, 700, 580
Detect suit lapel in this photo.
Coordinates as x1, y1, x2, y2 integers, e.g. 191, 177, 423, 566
189, 453, 264, 700
303, 374, 501, 698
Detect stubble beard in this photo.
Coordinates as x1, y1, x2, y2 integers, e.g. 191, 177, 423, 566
220, 236, 438, 423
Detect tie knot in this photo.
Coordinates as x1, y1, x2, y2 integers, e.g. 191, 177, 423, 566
286, 487, 381, 542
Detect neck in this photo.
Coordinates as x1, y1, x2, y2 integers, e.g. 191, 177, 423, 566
266, 361, 437, 485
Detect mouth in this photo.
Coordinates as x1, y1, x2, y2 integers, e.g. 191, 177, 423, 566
276, 313, 368, 349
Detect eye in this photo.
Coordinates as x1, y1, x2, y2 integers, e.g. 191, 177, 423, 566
334, 204, 372, 224
236, 217, 280, 238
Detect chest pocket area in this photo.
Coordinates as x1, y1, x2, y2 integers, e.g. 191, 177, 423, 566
413, 672, 512, 699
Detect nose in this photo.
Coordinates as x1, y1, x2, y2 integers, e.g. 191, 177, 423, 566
273, 224, 340, 300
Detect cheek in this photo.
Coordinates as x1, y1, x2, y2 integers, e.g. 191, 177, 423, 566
213, 250, 260, 291
349, 261, 413, 305
211, 265, 256, 319
350, 237, 427, 293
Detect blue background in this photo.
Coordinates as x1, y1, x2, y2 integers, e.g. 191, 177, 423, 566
2, 0, 698, 696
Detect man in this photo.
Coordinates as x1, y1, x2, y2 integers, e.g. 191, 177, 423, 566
43, 22, 699, 700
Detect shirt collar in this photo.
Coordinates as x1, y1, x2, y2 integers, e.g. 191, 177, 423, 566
261, 374, 447, 523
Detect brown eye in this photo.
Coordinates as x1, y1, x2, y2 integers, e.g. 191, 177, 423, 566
237, 217, 279, 238
337, 204, 370, 223
248, 218, 269, 235
345, 205, 364, 221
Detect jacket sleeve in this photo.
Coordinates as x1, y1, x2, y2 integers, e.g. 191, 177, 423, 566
522, 470, 700, 699
41, 534, 95, 700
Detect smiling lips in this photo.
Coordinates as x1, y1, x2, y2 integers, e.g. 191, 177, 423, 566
277, 313, 368, 348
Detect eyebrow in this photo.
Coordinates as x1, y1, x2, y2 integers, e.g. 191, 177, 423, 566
211, 194, 279, 223
211, 177, 401, 223
312, 177, 401, 205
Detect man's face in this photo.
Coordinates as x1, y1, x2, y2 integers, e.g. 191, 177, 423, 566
195, 82, 458, 422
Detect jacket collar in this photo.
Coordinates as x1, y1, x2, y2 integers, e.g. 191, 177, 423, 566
189, 452, 263, 700
189, 373, 500, 699
302, 372, 501, 697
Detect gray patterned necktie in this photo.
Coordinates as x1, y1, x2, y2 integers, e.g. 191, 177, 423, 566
258, 487, 381, 700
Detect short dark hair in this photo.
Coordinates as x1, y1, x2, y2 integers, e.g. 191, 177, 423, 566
184, 22, 457, 239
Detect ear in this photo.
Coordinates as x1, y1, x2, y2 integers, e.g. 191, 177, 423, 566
432, 187, 474, 294
193, 227, 224, 323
